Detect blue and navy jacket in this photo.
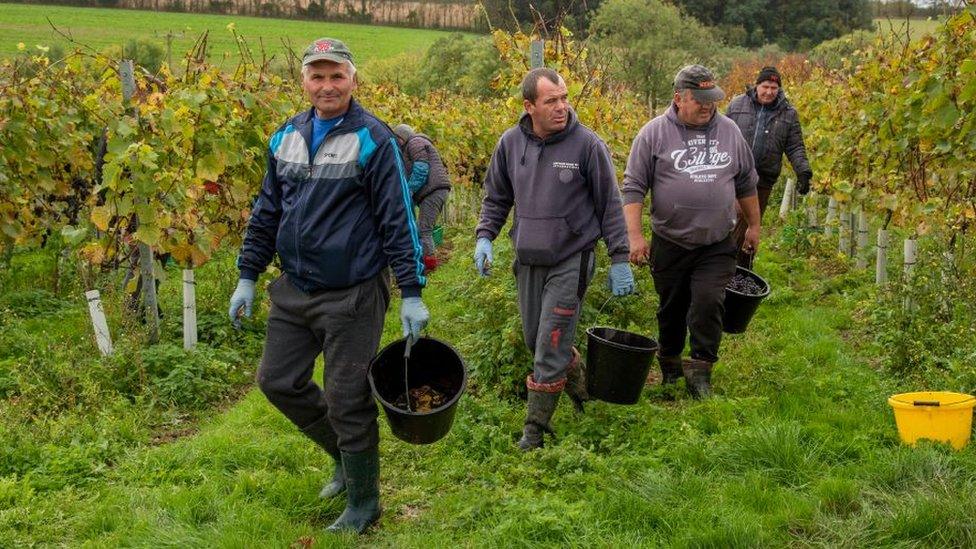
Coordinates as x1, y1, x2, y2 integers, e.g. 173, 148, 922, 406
238, 99, 426, 297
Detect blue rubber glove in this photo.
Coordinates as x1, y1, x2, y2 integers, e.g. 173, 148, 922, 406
407, 161, 430, 194
473, 237, 493, 277
607, 262, 635, 296
228, 278, 255, 322
400, 297, 430, 340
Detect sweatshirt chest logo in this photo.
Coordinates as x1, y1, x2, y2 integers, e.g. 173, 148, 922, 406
553, 161, 579, 183
671, 137, 732, 182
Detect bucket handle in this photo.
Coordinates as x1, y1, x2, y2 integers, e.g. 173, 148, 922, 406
743, 251, 755, 271
403, 334, 416, 413
910, 397, 976, 407
594, 291, 642, 319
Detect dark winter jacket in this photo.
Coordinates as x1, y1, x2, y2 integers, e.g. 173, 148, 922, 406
726, 88, 812, 187
400, 133, 452, 202
476, 110, 630, 266
237, 100, 426, 297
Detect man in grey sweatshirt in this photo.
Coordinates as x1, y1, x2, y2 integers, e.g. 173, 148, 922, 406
622, 65, 761, 398
475, 68, 635, 450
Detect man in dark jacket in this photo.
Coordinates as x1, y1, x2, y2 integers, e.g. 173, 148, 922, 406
228, 37, 430, 535
623, 65, 760, 398
726, 66, 812, 265
392, 124, 452, 273
475, 68, 635, 451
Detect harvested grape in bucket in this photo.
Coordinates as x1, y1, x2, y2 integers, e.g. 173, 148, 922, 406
395, 385, 447, 412
727, 272, 765, 295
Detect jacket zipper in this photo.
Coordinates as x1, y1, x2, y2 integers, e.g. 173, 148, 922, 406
752, 105, 766, 150
295, 118, 353, 280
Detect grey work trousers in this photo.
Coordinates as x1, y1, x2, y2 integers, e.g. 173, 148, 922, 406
515, 250, 595, 390
417, 189, 449, 257
256, 272, 390, 453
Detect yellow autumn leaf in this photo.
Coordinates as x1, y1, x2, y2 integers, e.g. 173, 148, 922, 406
90, 206, 112, 231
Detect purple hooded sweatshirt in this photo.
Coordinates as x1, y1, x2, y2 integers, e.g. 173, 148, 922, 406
622, 104, 758, 249
476, 110, 630, 266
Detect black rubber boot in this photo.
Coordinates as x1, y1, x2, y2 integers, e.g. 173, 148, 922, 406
301, 416, 346, 499
682, 358, 714, 399
327, 446, 381, 534
517, 389, 561, 451
564, 347, 588, 413
318, 461, 345, 499
657, 354, 684, 385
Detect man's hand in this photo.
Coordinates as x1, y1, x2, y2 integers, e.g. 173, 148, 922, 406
797, 172, 812, 195
623, 203, 648, 265
228, 279, 256, 323
742, 225, 761, 256
607, 262, 636, 296
628, 233, 650, 265
473, 237, 493, 277
400, 297, 430, 340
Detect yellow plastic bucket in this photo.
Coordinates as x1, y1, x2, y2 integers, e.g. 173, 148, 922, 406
888, 391, 976, 450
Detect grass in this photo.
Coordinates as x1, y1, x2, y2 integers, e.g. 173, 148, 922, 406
873, 16, 944, 39
3, 209, 976, 547
0, 3, 455, 65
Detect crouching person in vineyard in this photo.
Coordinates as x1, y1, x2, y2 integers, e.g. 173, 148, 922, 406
228, 37, 430, 534
474, 68, 635, 451
622, 65, 760, 399
392, 124, 452, 273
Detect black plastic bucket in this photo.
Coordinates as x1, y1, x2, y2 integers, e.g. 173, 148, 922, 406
723, 266, 771, 334
367, 336, 467, 445
585, 327, 659, 405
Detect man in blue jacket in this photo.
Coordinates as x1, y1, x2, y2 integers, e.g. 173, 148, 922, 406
475, 68, 635, 451
228, 37, 429, 534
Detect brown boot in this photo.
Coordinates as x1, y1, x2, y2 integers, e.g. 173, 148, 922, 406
682, 358, 714, 399
564, 347, 588, 413
657, 354, 684, 385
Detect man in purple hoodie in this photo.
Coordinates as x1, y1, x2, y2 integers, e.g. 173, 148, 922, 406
622, 65, 761, 398
475, 68, 634, 450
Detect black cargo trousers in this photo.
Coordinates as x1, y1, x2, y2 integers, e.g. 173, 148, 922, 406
256, 271, 390, 453
650, 233, 737, 363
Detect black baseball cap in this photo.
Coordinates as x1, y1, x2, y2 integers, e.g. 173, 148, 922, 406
303, 38, 354, 67
673, 64, 725, 103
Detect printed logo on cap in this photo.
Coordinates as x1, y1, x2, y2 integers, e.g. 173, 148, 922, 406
314, 40, 333, 53
698, 80, 715, 89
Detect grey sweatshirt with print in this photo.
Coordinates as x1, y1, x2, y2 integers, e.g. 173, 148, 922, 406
476, 110, 630, 266
622, 105, 758, 250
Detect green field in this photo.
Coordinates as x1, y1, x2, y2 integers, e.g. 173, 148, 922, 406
873, 16, 944, 39
0, 3, 454, 66
3, 208, 976, 546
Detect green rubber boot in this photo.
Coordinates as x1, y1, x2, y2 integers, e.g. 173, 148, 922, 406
327, 446, 381, 534
301, 416, 346, 499
517, 388, 561, 451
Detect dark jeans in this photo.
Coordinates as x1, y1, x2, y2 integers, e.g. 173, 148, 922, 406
650, 233, 737, 363
256, 272, 390, 453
